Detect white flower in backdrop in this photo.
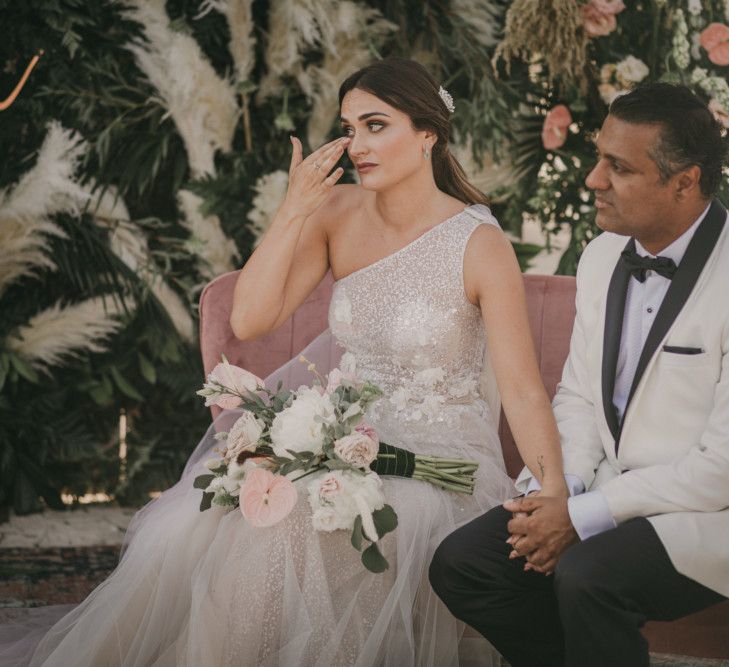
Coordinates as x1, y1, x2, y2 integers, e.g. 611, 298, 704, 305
615, 55, 649, 85
270, 386, 337, 457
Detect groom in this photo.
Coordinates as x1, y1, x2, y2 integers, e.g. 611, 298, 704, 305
429, 82, 729, 666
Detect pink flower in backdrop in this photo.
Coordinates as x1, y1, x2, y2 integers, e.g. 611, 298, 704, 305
700, 23, 729, 66
240, 468, 297, 527
581, 0, 625, 38
541, 105, 573, 150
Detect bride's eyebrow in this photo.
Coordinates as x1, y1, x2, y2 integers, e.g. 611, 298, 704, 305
339, 112, 391, 123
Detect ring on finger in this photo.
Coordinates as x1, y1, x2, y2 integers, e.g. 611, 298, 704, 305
314, 162, 321, 171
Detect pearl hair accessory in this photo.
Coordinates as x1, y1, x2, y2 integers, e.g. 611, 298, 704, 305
438, 85, 455, 113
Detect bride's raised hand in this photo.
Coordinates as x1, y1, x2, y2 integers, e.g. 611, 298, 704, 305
281, 135, 350, 220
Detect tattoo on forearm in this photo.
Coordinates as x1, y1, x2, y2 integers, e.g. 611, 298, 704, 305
537, 455, 545, 481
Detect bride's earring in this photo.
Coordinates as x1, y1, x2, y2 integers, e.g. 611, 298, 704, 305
423, 146, 430, 159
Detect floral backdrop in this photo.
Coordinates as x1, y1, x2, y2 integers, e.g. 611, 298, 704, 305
0, 0, 727, 515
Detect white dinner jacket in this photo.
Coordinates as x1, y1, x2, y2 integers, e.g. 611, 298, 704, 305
517, 200, 729, 597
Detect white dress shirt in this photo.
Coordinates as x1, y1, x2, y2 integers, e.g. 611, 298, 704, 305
527, 204, 710, 541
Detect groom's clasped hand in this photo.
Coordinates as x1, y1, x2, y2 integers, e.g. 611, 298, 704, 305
504, 492, 578, 575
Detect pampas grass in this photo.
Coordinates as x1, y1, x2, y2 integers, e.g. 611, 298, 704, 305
6, 297, 126, 370
298, 2, 395, 148
257, 0, 338, 102
246, 170, 289, 245
178, 189, 240, 280
452, 0, 504, 49
0, 121, 88, 298
91, 188, 195, 342
123, 0, 239, 177
199, 0, 256, 86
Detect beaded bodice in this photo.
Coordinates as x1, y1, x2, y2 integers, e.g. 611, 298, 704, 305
329, 204, 499, 424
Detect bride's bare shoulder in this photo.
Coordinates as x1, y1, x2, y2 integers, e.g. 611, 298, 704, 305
312, 184, 365, 232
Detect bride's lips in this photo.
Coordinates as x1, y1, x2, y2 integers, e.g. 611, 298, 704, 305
355, 162, 378, 173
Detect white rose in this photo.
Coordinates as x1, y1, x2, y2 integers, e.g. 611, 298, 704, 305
224, 411, 265, 462
270, 386, 336, 458
615, 56, 649, 85
687, 0, 701, 15
311, 507, 342, 531
204, 458, 223, 470
333, 432, 378, 467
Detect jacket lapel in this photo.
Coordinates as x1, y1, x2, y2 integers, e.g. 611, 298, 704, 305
619, 199, 727, 447
601, 238, 633, 442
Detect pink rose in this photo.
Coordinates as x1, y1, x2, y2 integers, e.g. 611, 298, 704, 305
700, 23, 729, 66
198, 359, 264, 410
333, 430, 379, 468
318, 474, 343, 502
541, 105, 573, 150
580, 0, 623, 38
240, 469, 297, 527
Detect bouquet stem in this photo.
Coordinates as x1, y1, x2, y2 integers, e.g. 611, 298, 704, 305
371, 445, 478, 495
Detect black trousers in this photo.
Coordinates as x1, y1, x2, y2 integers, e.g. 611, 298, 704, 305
429, 506, 725, 667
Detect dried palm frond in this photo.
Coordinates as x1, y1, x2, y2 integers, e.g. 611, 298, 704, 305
6, 297, 126, 370
0, 122, 88, 296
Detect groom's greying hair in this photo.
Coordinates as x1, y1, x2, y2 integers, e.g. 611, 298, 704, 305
609, 82, 728, 198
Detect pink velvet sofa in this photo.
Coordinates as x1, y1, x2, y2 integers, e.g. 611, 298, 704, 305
198, 270, 729, 660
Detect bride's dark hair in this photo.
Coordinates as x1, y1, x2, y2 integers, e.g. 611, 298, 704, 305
338, 58, 489, 206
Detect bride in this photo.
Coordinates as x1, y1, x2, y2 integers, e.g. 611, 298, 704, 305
1, 57, 567, 666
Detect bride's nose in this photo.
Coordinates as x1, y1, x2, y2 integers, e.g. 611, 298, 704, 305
348, 132, 368, 158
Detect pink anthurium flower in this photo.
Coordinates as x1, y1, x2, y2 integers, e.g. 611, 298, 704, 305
240, 468, 297, 527
541, 105, 573, 150
700, 23, 729, 66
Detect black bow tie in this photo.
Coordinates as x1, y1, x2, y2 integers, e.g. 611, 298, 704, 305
620, 248, 677, 282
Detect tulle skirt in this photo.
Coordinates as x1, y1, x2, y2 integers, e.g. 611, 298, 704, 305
0, 333, 515, 666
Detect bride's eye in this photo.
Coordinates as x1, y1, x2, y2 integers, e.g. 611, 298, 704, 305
368, 121, 384, 132
342, 126, 354, 137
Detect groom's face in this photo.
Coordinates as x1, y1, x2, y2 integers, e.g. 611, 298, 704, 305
585, 115, 675, 238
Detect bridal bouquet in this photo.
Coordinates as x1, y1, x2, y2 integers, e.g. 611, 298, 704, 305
194, 354, 478, 573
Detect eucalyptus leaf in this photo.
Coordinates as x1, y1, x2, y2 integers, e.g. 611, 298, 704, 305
362, 543, 389, 573
193, 474, 215, 489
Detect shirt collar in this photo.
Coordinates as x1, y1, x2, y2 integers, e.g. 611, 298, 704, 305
635, 203, 711, 264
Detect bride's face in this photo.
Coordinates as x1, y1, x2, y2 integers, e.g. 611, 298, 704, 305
339, 88, 434, 191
